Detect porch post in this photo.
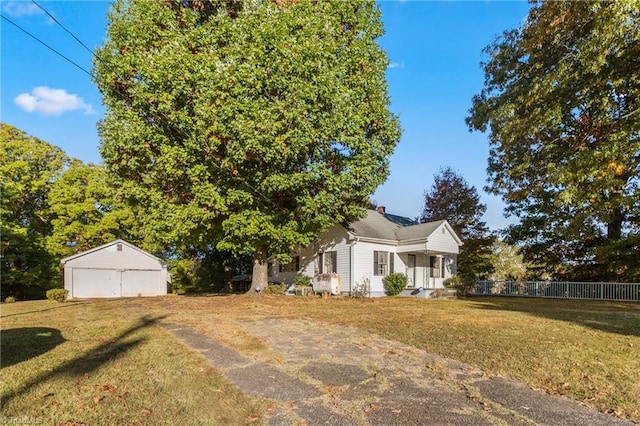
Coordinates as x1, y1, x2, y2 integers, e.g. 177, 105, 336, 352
425, 249, 430, 288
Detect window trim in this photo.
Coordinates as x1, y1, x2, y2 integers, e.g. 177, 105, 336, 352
320, 251, 337, 274
374, 250, 389, 276
279, 256, 300, 273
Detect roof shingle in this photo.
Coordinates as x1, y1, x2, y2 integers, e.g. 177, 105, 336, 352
345, 210, 446, 242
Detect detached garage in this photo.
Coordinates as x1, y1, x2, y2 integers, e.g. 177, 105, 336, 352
61, 240, 170, 299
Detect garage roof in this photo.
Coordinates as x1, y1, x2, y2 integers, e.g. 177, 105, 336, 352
60, 239, 167, 266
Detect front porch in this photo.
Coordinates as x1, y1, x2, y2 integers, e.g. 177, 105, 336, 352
396, 251, 453, 291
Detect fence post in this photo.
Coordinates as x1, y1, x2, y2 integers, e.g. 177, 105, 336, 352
600, 282, 604, 301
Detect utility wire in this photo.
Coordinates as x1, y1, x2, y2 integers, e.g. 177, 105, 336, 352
21, 2, 274, 205
1, 14, 95, 78
31, 0, 95, 56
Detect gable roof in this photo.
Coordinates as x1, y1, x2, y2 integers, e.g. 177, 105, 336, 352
60, 239, 167, 266
345, 210, 461, 245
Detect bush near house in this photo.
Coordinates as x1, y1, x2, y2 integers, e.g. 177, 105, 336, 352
265, 283, 286, 295
46, 289, 68, 303
293, 275, 313, 287
384, 273, 408, 296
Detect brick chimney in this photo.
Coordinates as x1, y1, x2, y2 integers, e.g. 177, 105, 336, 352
376, 205, 386, 214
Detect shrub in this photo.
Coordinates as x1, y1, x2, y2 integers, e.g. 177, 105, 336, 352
293, 275, 312, 287
443, 276, 477, 297
4, 296, 16, 303
383, 273, 407, 296
46, 288, 69, 303
265, 283, 286, 295
443, 277, 458, 288
351, 277, 370, 298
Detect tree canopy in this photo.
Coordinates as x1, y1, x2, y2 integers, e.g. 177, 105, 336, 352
0, 124, 68, 299
94, 0, 401, 290
47, 160, 140, 260
420, 167, 494, 287
467, 1, 640, 280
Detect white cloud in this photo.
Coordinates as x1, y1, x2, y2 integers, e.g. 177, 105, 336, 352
388, 61, 405, 69
14, 87, 94, 116
2, 2, 44, 18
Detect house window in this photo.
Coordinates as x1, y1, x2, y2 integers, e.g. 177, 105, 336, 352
374, 251, 389, 276
319, 251, 337, 274
279, 256, 300, 273
429, 256, 441, 278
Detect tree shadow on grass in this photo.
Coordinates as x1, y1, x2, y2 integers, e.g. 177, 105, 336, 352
468, 296, 640, 337
1, 327, 66, 369
1, 314, 166, 406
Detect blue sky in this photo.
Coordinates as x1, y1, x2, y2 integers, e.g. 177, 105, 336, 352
1, 0, 531, 230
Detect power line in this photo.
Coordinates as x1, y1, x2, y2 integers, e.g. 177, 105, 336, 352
9, 2, 274, 206
31, 0, 95, 56
1, 14, 95, 78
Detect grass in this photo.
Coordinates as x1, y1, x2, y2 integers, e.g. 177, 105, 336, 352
2, 295, 639, 424
0, 299, 263, 425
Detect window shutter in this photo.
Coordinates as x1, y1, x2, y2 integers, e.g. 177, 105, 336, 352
295, 256, 300, 271
373, 251, 378, 275
331, 251, 337, 273
318, 253, 323, 274
390, 253, 394, 274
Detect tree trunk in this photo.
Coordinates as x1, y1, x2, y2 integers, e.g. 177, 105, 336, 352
607, 205, 624, 241
247, 245, 268, 295
222, 257, 233, 293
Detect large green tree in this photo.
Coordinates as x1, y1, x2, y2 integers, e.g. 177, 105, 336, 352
94, 0, 400, 291
47, 160, 140, 260
467, 1, 640, 281
420, 167, 494, 288
0, 123, 68, 299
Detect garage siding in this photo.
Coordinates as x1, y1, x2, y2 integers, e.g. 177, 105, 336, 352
62, 240, 169, 299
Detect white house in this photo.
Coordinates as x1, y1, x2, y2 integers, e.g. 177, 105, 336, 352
61, 240, 170, 299
269, 208, 463, 297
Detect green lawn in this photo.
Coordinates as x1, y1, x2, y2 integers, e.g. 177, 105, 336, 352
2, 295, 639, 424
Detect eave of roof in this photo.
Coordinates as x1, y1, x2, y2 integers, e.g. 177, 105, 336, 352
60, 239, 167, 266
344, 210, 456, 244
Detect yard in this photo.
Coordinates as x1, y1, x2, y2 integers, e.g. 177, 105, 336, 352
1, 295, 638, 424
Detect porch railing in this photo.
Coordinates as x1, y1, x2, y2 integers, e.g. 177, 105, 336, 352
475, 280, 640, 302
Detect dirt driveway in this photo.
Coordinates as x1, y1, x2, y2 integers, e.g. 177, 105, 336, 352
161, 318, 632, 425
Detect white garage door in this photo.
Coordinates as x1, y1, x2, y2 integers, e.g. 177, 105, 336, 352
121, 270, 163, 297
72, 268, 121, 298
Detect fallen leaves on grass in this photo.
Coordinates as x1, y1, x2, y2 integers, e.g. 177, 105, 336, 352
364, 403, 378, 412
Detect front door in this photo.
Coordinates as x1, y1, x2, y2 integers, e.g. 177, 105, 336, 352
407, 254, 416, 288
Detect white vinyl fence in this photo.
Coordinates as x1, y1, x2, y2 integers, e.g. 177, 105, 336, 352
475, 280, 640, 302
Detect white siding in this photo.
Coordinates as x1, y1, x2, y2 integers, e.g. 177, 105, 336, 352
64, 243, 161, 270
353, 241, 398, 297
62, 241, 168, 299
269, 225, 351, 291
397, 241, 427, 253
426, 224, 460, 254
